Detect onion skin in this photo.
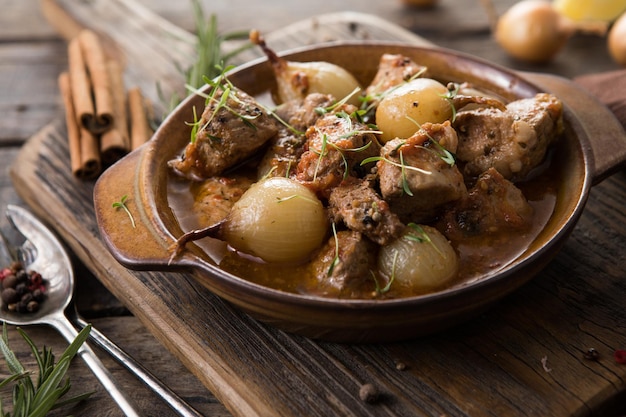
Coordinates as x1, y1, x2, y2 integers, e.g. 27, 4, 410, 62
222, 177, 328, 264
377, 225, 458, 292
495, 0, 574, 63
276, 61, 362, 106
609, 12, 626, 66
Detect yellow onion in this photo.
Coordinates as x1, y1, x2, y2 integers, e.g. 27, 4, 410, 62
250, 29, 361, 105
378, 225, 458, 292
274, 60, 362, 106
609, 12, 626, 66
375, 78, 452, 142
222, 177, 328, 263
495, 0, 574, 63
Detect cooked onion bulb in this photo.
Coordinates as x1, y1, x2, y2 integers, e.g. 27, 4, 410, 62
608, 12, 626, 66
222, 177, 328, 263
378, 225, 458, 292
495, 0, 574, 63
250, 29, 361, 105
376, 78, 453, 142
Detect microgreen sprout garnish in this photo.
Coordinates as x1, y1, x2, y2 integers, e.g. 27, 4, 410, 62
112, 195, 136, 228
327, 222, 340, 277
0, 322, 93, 416
372, 251, 397, 294
186, 105, 200, 144
275, 194, 320, 205
404, 223, 444, 257
314, 87, 362, 116
359, 68, 428, 116
440, 82, 460, 123
405, 116, 456, 167
361, 150, 432, 197
184, 66, 264, 142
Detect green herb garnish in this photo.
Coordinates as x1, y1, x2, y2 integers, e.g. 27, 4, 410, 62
112, 195, 136, 229
0, 323, 93, 416
327, 222, 340, 277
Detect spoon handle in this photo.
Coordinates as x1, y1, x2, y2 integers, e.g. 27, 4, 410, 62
72, 315, 204, 417
51, 315, 143, 417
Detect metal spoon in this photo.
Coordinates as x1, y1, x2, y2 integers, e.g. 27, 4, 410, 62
0, 205, 142, 416
0, 205, 202, 417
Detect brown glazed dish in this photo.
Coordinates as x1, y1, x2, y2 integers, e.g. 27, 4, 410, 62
94, 42, 626, 343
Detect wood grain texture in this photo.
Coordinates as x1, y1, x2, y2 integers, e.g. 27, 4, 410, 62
8, 6, 626, 417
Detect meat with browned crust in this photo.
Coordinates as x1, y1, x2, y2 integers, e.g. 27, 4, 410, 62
365, 54, 428, 100
258, 93, 336, 179
377, 121, 466, 223
169, 85, 278, 181
308, 230, 378, 298
328, 178, 405, 245
296, 109, 382, 198
437, 167, 534, 241
453, 93, 563, 181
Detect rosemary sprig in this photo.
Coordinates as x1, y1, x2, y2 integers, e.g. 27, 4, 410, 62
160, 0, 252, 114
0, 322, 93, 416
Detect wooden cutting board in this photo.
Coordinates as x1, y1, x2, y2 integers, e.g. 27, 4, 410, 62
11, 1, 626, 416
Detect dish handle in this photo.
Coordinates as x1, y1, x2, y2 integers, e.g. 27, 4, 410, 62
93, 148, 175, 269
522, 72, 626, 185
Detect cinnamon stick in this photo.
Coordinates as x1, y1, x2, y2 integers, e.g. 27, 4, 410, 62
58, 71, 101, 179
128, 87, 153, 150
67, 37, 94, 133
78, 29, 114, 134
100, 59, 130, 164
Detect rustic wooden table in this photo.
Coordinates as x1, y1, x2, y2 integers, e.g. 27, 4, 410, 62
1, 0, 625, 416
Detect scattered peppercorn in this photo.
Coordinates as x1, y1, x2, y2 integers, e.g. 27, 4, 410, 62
0, 262, 47, 314
583, 348, 600, 361
359, 383, 380, 404
615, 349, 626, 364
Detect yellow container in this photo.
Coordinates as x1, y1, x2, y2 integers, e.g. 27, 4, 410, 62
553, 0, 626, 22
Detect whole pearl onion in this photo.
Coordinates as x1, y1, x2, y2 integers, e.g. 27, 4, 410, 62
375, 78, 452, 142
222, 177, 328, 264
378, 225, 458, 292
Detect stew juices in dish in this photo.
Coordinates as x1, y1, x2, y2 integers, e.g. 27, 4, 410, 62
167, 42, 563, 300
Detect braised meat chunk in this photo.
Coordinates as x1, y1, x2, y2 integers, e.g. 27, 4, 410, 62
296, 109, 381, 198
328, 178, 405, 245
191, 175, 254, 227
169, 85, 278, 181
454, 93, 563, 181
308, 230, 378, 298
438, 167, 534, 241
273, 93, 336, 132
258, 94, 336, 179
365, 54, 428, 99
378, 122, 466, 223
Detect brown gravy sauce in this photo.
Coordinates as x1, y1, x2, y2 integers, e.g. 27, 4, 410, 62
167, 156, 559, 299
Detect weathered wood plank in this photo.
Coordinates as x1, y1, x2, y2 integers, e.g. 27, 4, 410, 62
1, 316, 228, 417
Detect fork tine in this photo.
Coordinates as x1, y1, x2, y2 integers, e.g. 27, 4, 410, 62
0, 228, 17, 266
